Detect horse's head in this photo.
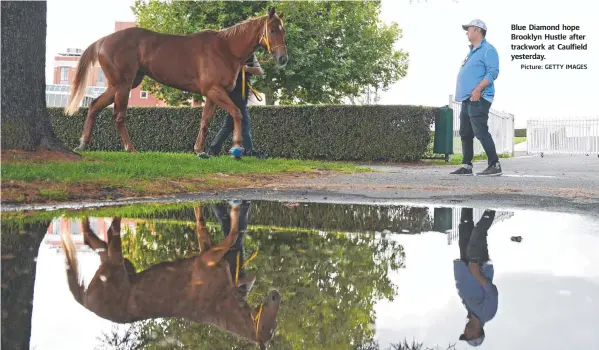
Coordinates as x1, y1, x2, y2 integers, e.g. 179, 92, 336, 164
254, 289, 282, 349
261, 7, 288, 67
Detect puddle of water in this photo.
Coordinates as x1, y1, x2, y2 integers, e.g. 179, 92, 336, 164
2, 200, 599, 350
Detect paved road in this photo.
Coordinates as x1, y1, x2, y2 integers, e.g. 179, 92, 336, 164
250, 152, 599, 215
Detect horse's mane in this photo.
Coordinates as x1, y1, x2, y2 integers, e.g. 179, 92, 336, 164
216, 15, 267, 39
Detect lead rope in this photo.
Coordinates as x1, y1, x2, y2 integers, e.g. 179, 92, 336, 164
234, 249, 259, 287
241, 66, 264, 102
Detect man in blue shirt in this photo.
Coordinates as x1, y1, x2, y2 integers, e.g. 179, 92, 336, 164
451, 19, 502, 176
454, 208, 499, 347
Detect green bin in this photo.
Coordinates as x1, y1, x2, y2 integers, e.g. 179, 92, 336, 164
433, 106, 454, 161
433, 207, 453, 233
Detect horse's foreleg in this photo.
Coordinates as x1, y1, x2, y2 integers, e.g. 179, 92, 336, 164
194, 98, 216, 156
194, 204, 213, 252
75, 87, 116, 152
200, 202, 240, 266
113, 87, 135, 152
206, 88, 244, 156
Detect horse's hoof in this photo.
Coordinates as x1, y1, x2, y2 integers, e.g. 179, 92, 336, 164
74, 141, 87, 153
197, 152, 210, 159
229, 146, 244, 159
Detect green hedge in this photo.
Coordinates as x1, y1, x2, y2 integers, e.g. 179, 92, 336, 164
48, 105, 437, 162
515, 128, 526, 137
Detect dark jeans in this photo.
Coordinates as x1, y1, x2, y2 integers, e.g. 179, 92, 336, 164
458, 208, 496, 263
459, 98, 499, 166
209, 90, 254, 155
211, 201, 251, 279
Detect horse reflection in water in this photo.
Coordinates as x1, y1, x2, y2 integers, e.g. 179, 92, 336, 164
59, 201, 280, 349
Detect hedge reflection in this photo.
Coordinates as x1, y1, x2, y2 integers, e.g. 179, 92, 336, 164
118, 213, 405, 349
114, 202, 434, 235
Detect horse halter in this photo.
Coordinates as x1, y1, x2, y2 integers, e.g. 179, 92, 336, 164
260, 18, 285, 55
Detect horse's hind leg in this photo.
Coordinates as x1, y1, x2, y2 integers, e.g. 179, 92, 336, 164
194, 204, 213, 252
113, 85, 136, 152
106, 217, 126, 265
105, 216, 136, 275
80, 217, 109, 263
75, 86, 116, 152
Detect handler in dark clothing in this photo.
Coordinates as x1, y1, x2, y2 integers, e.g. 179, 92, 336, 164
454, 208, 499, 347
205, 54, 268, 159
211, 200, 256, 297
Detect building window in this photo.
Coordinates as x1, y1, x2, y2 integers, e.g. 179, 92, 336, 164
60, 67, 69, 84
140, 91, 148, 99
97, 68, 106, 87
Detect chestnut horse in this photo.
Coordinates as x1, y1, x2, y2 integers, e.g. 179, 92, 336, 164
59, 202, 281, 349
64, 7, 288, 159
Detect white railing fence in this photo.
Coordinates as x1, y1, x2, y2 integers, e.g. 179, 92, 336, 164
449, 95, 515, 157
527, 118, 599, 156
446, 208, 514, 245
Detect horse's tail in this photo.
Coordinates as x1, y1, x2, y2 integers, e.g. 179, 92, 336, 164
60, 230, 86, 306
64, 41, 99, 116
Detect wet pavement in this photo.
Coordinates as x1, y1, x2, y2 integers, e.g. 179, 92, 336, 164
2, 199, 598, 350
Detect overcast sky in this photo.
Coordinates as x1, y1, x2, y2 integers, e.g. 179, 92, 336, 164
45, 0, 598, 128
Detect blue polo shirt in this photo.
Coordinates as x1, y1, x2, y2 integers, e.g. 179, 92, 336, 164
454, 260, 498, 325
454, 39, 499, 103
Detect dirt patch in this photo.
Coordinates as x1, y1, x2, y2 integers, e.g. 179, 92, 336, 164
0, 171, 336, 206
2, 149, 81, 163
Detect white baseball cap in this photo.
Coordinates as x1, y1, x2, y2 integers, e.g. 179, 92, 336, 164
462, 19, 487, 31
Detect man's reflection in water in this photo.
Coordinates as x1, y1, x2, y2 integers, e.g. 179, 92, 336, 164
212, 200, 256, 296
454, 208, 499, 347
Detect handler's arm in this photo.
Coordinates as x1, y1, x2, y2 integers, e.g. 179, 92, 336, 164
474, 47, 499, 92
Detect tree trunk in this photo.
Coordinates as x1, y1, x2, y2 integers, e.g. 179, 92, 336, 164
264, 91, 276, 106
1, 1, 73, 153
1, 220, 50, 350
